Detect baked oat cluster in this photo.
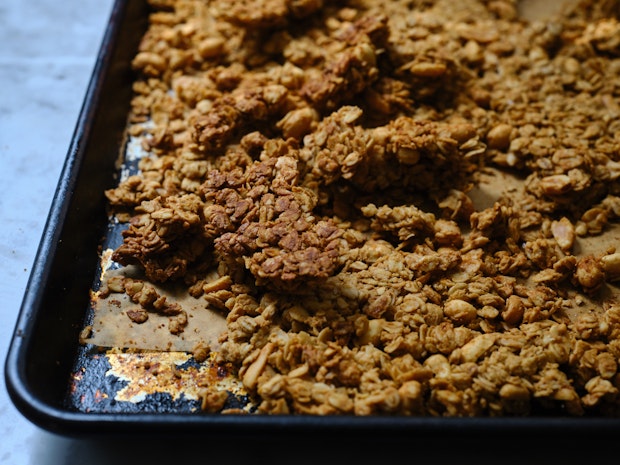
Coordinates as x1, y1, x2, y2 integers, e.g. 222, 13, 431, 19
103, 0, 620, 416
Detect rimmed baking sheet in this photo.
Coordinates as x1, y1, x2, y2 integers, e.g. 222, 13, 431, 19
6, 0, 620, 437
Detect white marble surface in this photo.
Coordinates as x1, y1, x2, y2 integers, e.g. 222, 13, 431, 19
0, 1, 615, 463
0, 0, 116, 462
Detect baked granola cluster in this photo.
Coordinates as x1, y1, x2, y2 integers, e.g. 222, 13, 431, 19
103, 0, 620, 416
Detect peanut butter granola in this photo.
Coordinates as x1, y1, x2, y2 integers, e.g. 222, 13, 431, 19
93, 0, 620, 416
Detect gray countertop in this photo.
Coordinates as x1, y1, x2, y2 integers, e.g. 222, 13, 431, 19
0, 0, 112, 465
0, 1, 115, 462
0, 1, 614, 463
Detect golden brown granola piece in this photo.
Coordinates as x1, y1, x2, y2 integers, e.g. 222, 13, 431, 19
192, 84, 291, 153
112, 194, 209, 282
215, 0, 324, 28
300, 13, 388, 110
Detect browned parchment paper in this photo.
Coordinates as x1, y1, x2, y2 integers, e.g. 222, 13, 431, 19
85, 265, 227, 352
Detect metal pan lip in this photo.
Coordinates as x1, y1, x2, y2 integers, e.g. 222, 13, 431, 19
5, 0, 620, 437
6, 383, 620, 438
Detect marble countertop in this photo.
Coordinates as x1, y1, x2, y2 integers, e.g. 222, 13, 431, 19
0, 0, 116, 462
0, 1, 614, 463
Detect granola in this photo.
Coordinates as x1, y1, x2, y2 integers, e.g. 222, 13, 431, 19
96, 0, 620, 416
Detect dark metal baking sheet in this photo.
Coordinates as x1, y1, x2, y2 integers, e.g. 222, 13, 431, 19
5, 0, 620, 438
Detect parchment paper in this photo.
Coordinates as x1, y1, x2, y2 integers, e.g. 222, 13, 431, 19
85, 265, 227, 352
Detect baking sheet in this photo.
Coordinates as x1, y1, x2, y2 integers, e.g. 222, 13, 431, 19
6, 0, 620, 436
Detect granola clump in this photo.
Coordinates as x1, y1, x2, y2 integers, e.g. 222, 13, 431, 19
103, 0, 620, 416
